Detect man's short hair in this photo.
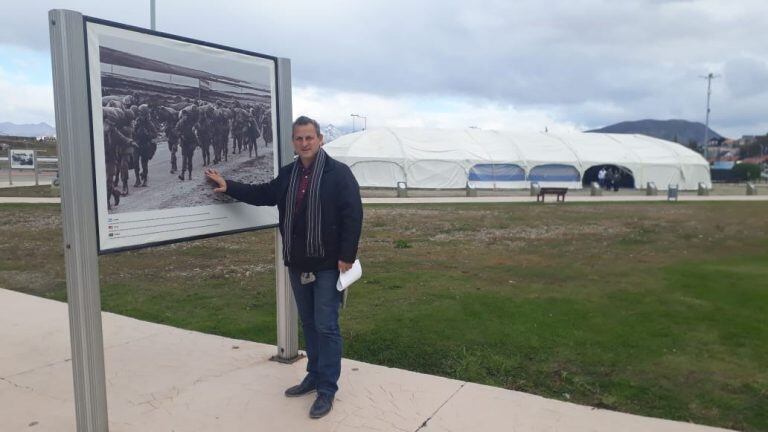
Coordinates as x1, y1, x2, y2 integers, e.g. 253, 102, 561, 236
293, 115, 322, 138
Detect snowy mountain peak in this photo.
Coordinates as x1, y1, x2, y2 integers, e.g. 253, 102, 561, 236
322, 124, 346, 143
0, 122, 56, 138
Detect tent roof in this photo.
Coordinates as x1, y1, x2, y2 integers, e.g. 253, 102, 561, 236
325, 127, 708, 169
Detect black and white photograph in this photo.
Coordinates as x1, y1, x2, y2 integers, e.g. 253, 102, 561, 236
96, 29, 275, 213
86, 21, 279, 252
10, 149, 35, 169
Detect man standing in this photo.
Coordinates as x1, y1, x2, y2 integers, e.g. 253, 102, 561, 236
204, 115, 363, 419
598, 167, 606, 189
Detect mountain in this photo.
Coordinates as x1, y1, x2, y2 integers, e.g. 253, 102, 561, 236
587, 119, 723, 147
0, 122, 56, 138
322, 124, 347, 143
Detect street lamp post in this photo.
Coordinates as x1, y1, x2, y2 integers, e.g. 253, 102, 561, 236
351, 113, 367, 131
150, 0, 156, 30
700, 72, 720, 161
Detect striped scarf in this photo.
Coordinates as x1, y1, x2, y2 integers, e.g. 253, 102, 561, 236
284, 148, 327, 261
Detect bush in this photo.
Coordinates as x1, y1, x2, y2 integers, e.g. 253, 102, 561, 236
732, 163, 761, 181
394, 239, 412, 249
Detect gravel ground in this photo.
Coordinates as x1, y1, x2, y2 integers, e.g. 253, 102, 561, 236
109, 138, 274, 214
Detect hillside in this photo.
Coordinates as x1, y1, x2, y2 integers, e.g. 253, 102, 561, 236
0, 122, 56, 138
588, 119, 723, 147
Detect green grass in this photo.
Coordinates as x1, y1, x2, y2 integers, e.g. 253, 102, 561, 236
1, 201, 767, 430
0, 185, 60, 197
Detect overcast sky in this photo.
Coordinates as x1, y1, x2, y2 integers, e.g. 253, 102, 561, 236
1, 0, 767, 138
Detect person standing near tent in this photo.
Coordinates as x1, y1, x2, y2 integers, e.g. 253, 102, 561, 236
612, 169, 622, 192
598, 167, 607, 188
204, 115, 363, 419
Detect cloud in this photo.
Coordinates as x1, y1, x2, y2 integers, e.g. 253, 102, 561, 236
293, 86, 582, 132
724, 57, 768, 98
0, 67, 54, 125
1, 0, 768, 136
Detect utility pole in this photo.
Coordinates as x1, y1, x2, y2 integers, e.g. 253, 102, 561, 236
700, 72, 720, 161
351, 113, 367, 131
150, 0, 156, 30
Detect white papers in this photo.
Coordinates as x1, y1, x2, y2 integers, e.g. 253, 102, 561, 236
337, 259, 362, 291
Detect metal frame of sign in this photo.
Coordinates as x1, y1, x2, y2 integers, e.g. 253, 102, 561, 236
50, 10, 299, 431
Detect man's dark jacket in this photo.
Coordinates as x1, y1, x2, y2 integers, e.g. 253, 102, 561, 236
225, 155, 363, 272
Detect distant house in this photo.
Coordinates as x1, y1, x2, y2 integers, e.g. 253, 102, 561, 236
741, 155, 768, 166
737, 135, 758, 146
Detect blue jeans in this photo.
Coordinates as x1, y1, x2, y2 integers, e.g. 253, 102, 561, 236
288, 268, 343, 398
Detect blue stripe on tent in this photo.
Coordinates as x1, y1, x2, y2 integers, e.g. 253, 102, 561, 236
528, 164, 580, 182
468, 164, 526, 181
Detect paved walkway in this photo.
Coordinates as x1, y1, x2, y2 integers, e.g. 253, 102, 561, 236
1, 194, 767, 206
0, 288, 732, 432
363, 194, 768, 204
0, 179, 55, 189
0, 197, 60, 204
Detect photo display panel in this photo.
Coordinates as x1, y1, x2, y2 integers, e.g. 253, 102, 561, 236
84, 19, 280, 253
10, 149, 36, 170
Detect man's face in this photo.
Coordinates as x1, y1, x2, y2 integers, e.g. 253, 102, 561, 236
292, 124, 323, 163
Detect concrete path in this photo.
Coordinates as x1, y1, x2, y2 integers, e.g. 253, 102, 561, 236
1, 194, 767, 206
0, 288, 732, 432
0, 178, 55, 188
363, 194, 768, 204
0, 197, 60, 204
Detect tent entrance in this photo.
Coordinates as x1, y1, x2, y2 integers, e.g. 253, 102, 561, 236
583, 165, 635, 188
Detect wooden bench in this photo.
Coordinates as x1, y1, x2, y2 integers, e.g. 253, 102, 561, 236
536, 187, 568, 202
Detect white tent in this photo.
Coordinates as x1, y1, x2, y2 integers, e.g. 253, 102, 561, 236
324, 128, 711, 190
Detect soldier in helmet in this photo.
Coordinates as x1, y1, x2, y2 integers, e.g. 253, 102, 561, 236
102, 107, 128, 209
246, 106, 261, 158
102, 105, 136, 197
232, 104, 249, 155
258, 104, 273, 147
197, 104, 215, 166
212, 100, 230, 164
176, 103, 199, 181
132, 104, 158, 187
155, 105, 180, 173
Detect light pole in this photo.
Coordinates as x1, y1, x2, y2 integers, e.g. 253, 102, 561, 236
150, 0, 156, 30
351, 113, 367, 131
700, 72, 720, 161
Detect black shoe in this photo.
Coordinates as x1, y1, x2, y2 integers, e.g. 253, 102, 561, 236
284, 379, 316, 398
309, 394, 333, 419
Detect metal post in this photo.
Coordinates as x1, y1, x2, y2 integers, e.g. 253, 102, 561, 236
49, 9, 109, 432
7, 149, 11, 185
703, 74, 711, 160
272, 57, 301, 363
351, 113, 366, 132
701, 72, 720, 161
150, 0, 156, 30
33, 150, 39, 186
